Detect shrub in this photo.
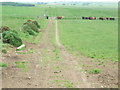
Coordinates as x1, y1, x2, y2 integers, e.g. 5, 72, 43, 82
2, 30, 23, 47
0, 26, 11, 33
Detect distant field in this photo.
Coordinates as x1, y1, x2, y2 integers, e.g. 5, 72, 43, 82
2, 4, 118, 29
47, 4, 118, 17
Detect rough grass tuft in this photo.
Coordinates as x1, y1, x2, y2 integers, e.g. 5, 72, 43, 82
0, 62, 7, 67
89, 68, 101, 74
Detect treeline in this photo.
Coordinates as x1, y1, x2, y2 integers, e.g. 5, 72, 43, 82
0, 2, 35, 7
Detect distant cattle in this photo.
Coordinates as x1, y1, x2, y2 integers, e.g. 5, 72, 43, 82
106, 17, 109, 20
89, 17, 96, 20
99, 17, 109, 20
82, 17, 89, 19
110, 18, 115, 20
46, 16, 49, 19
56, 16, 115, 21
57, 16, 62, 19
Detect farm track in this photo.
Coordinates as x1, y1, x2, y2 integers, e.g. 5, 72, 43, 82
2, 18, 118, 88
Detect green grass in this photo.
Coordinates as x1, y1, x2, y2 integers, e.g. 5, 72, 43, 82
15, 61, 29, 72
58, 20, 118, 61
0, 62, 7, 67
89, 68, 101, 74
53, 47, 61, 60
33, 32, 43, 44
2, 6, 48, 29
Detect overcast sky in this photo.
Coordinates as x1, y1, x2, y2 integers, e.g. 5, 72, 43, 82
1, 0, 119, 2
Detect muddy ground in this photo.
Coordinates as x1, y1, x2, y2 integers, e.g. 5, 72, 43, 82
1, 19, 118, 88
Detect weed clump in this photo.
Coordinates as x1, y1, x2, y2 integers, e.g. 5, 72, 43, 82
15, 61, 29, 72
89, 68, 101, 74
2, 30, 23, 47
0, 62, 7, 67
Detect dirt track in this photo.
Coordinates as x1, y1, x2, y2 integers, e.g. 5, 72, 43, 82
2, 19, 118, 88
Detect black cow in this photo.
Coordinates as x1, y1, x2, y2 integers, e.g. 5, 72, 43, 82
82, 17, 85, 19
106, 17, 109, 20
46, 16, 49, 19
82, 17, 89, 19
110, 18, 115, 20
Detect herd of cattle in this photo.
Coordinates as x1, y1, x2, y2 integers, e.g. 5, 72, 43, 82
82, 17, 115, 20
56, 16, 116, 20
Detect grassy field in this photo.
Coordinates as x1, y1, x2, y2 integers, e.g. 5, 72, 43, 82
59, 20, 118, 61
56, 5, 118, 61
1, 3, 118, 62
2, 6, 48, 29
47, 4, 118, 17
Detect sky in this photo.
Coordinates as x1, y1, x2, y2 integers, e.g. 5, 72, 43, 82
0, 0, 119, 2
